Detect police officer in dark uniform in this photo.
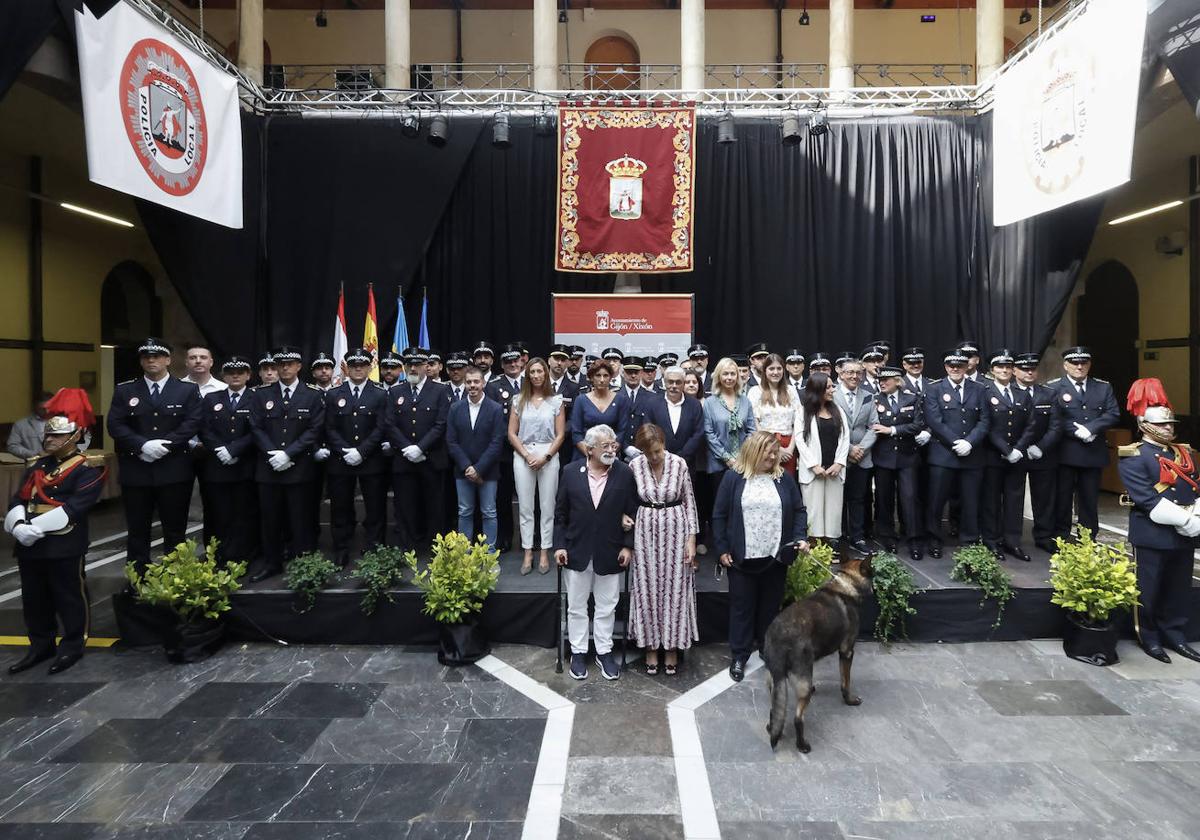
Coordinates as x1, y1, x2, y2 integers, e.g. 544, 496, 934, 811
688, 343, 712, 393
5, 415, 106, 675
621, 356, 660, 454
325, 348, 390, 567
783, 349, 806, 398
870, 366, 925, 560
981, 350, 1036, 562
567, 346, 587, 384
923, 348, 991, 557
1013, 352, 1062, 553
308, 351, 338, 539
445, 352, 471, 403
1050, 346, 1120, 540
746, 342, 770, 389
198, 356, 259, 566
807, 351, 832, 379
379, 351, 404, 387
900, 348, 930, 397
860, 346, 885, 395
1118, 378, 1200, 663
474, 341, 497, 385
548, 344, 581, 468
248, 345, 326, 581
484, 343, 523, 551
387, 347, 449, 550
257, 352, 278, 386
310, 351, 337, 393
107, 338, 203, 574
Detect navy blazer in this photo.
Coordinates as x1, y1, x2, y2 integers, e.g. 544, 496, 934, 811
386, 379, 450, 470
871, 390, 924, 470
198, 388, 255, 483
249, 381, 326, 484
324, 381, 390, 475
552, 459, 638, 575
107, 377, 202, 487
622, 386, 663, 446
712, 469, 808, 572
983, 381, 1036, 465
8, 454, 106, 560
446, 396, 506, 481
1020, 383, 1063, 472
1050, 377, 1120, 468
1119, 440, 1200, 550
645, 396, 706, 464
922, 378, 991, 469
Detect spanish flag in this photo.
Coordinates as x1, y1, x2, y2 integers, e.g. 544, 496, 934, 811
363, 283, 380, 381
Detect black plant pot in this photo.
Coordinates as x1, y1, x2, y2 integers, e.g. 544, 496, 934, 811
438, 618, 490, 666
1062, 612, 1119, 666
166, 617, 226, 664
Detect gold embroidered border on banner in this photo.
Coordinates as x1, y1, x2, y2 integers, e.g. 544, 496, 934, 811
556, 105, 695, 273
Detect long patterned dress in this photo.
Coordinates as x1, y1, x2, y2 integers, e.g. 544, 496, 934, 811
630, 452, 700, 650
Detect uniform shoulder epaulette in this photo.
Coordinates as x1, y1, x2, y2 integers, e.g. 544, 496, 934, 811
117, 378, 136, 386
371, 381, 386, 389
1092, 377, 1109, 384
928, 378, 943, 384
1046, 377, 1062, 385
1178, 443, 1193, 452
305, 383, 320, 390
1118, 441, 1143, 457
253, 383, 270, 390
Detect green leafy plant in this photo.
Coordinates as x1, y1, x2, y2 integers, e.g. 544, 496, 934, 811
783, 542, 834, 605
406, 532, 500, 624
284, 550, 339, 613
871, 552, 921, 644
354, 545, 409, 615
950, 542, 1015, 631
125, 538, 246, 624
1049, 527, 1139, 626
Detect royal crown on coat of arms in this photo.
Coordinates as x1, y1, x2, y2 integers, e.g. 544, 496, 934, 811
604, 154, 648, 179
605, 155, 648, 221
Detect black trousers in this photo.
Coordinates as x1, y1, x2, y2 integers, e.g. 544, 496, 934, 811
874, 465, 921, 543
982, 463, 1028, 547
328, 472, 389, 557
927, 466, 982, 544
727, 561, 787, 660
202, 479, 260, 564
19, 555, 88, 657
1028, 468, 1058, 543
843, 464, 872, 542
495, 448, 515, 549
123, 481, 193, 572
258, 481, 316, 570
1055, 465, 1102, 538
1134, 545, 1194, 648
392, 463, 445, 550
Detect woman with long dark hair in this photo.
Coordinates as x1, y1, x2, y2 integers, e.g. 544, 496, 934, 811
508, 358, 566, 575
747, 353, 797, 476
794, 371, 849, 542
570, 360, 630, 459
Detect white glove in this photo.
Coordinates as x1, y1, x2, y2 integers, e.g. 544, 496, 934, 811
915, 430, 932, 446
951, 439, 972, 457
28, 507, 68, 533
215, 446, 234, 465
402, 445, 422, 463
4, 505, 25, 534
1073, 422, 1095, 442
13, 523, 43, 547
188, 437, 201, 450
624, 445, 641, 460
1004, 449, 1023, 464
1026, 445, 1042, 460
140, 439, 170, 461
342, 448, 363, 467
1178, 516, 1200, 538
381, 441, 392, 453
1150, 498, 1192, 527
267, 450, 293, 471
314, 447, 331, 462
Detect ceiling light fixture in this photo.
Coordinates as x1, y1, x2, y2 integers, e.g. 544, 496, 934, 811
1019, 6, 1032, 24
60, 202, 134, 228
799, 0, 809, 26
1107, 199, 1186, 226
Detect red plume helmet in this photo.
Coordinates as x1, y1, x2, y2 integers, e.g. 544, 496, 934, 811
1126, 378, 1172, 418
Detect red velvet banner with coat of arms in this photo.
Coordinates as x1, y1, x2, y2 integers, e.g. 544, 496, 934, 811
556, 104, 696, 274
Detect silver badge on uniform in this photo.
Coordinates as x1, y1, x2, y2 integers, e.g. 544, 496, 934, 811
266, 400, 274, 409
129, 397, 139, 407
214, 403, 223, 412
338, 398, 347, 407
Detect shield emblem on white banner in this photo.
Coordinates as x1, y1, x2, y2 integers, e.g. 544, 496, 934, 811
604, 154, 648, 221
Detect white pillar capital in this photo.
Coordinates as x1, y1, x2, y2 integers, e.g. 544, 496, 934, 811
534, 0, 558, 90
680, 0, 705, 92
828, 0, 853, 91
385, 0, 412, 89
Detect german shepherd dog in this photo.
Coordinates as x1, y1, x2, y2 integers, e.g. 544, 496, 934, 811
762, 556, 874, 753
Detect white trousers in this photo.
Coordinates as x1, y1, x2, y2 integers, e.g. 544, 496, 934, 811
513, 444, 560, 549
801, 477, 844, 539
565, 561, 622, 655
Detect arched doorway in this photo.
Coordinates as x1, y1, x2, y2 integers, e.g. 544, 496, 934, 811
102, 260, 162, 383
1077, 260, 1139, 420
584, 35, 640, 91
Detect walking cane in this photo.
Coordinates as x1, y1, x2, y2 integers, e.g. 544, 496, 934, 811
554, 563, 563, 673
621, 565, 629, 669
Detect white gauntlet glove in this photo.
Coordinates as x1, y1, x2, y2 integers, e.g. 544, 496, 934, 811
12, 523, 43, 547
1026, 445, 1042, 460
915, 430, 931, 446
140, 439, 170, 461
314, 447, 331, 462
1073, 422, 1095, 442
1004, 449, 1023, 464
951, 439, 972, 457
381, 441, 392, 453
1178, 516, 1200, 538
402, 445, 423, 463
267, 450, 293, 471
215, 446, 235, 465
342, 448, 363, 467
4, 505, 26, 534
624, 446, 641, 461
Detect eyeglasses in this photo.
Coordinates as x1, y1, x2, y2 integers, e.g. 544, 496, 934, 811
597, 442, 620, 451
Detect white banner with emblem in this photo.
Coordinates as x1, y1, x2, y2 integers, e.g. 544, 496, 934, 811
992, 0, 1147, 227
75, 1, 243, 229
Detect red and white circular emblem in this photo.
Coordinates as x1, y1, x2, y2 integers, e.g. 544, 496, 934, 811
214, 403, 223, 412
129, 396, 139, 407
120, 39, 208, 197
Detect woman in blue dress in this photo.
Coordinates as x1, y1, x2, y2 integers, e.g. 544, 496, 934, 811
570, 360, 630, 460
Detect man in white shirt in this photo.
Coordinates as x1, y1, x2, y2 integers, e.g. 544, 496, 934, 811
182, 346, 223, 396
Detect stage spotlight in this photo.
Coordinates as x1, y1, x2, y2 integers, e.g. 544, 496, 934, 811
535, 109, 556, 136
808, 109, 828, 137
799, 0, 809, 25
400, 112, 420, 137
429, 114, 449, 146
315, 8, 328, 27
1019, 6, 1032, 24
493, 112, 511, 148
716, 111, 736, 144
781, 111, 802, 145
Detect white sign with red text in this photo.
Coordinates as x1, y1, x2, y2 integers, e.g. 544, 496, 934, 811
552, 294, 694, 359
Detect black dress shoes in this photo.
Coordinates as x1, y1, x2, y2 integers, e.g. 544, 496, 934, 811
1167, 643, 1200, 664
1142, 644, 1171, 664
48, 653, 82, 675
848, 539, 870, 555
248, 565, 281, 584
883, 540, 898, 554
928, 542, 943, 559
7, 649, 54, 675
729, 658, 746, 682
908, 543, 923, 561
1035, 540, 1058, 554
1003, 544, 1032, 563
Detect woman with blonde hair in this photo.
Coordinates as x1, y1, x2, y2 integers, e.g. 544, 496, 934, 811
793, 371, 849, 543
746, 352, 797, 476
712, 430, 808, 681
701, 357, 756, 555
508, 357, 565, 574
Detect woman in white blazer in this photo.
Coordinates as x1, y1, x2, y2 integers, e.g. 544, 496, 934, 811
793, 372, 850, 540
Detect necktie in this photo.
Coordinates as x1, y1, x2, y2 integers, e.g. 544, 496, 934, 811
1004, 386, 1012, 405
889, 395, 897, 413
956, 384, 963, 403
283, 386, 292, 403
150, 382, 160, 402
353, 386, 360, 401
1077, 381, 1085, 398
230, 392, 238, 410
454, 387, 462, 401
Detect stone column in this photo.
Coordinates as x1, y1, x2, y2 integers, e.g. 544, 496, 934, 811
534, 0, 558, 90
680, 0, 705, 91
828, 0, 853, 90
385, 0, 411, 89
976, 0, 1005, 82
237, 0, 264, 85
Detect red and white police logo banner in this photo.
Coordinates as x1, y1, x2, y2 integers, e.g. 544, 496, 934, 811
552, 294, 694, 359
992, 0, 1147, 226
556, 104, 696, 274
75, 2, 243, 229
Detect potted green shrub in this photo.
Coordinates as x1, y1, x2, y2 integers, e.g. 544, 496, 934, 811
951, 543, 1015, 632
782, 542, 834, 605
125, 538, 246, 663
284, 550, 339, 614
354, 545, 408, 615
406, 532, 500, 665
870, 553, 921, 644
1049, 527, 1139, 666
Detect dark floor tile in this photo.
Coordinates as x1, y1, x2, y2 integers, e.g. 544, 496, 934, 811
559, 814, 685, 839
241, 826, 400, 840
0, 682, 104, 717
405, 823, 522, 840
191, 718, 333, 763
164, 683, 289, 719
718, 821, 845, 839
51, 718, 212, 763
184, 764, 383, 823
92, 824, 250, 839
976, 680, 1128, 717
356, 764, 465, 821
570, 704, 672, 757
0, 825, 100, 840
261, 683, 385, 718
451, 719, 545, 763
0, 712, 106, 762
302, 717, 462, 764
434, 762, 536, 821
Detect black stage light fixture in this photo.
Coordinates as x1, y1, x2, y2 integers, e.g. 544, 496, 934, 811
781, 111, 802, 144
400, 112, 421, 137
429, 113, 449, 146
535, 108, 556, 136
808, 108, 828, 137
716, 110, 736, 144
493, 112, 511, 148
799, 1, 809, 26
315, 7, 328, 27
1019, 6, 1032, 24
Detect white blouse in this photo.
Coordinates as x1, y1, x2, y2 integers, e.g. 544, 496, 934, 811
747, 386, 797, 437
742, 474, 782, 559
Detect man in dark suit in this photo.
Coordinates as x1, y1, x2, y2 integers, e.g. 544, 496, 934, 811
832, 356, 877, 554
645, 366, 705, 463
387, 347, 450, 551
324, 348, 390, 568
197, 356, 258, 566
1051, 346, 1120, 540
922, 349, 991, 557
567, 346, 587, 385
981, 350, 1036, 562
1014, 352, 1062, 552
554, 423, 638, 681
106, 338, 202, 574
620, 356, 662, 456
248, 345, 326, 581
548, 344, 581, 467
484, 343, 524, 551
446, 367, 506, 548
900, 347, 931, 397
869, 367, 925, 560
